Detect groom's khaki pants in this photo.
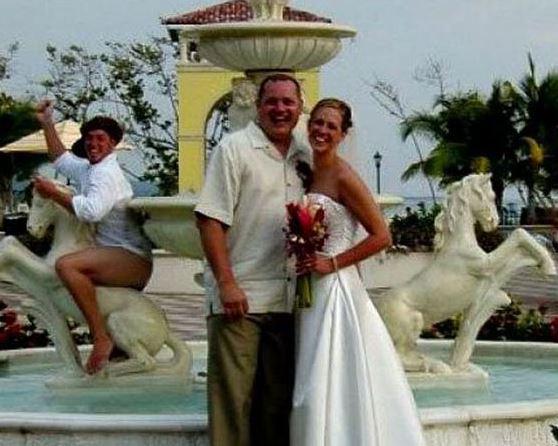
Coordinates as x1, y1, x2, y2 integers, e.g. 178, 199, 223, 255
207, 313, 294, 446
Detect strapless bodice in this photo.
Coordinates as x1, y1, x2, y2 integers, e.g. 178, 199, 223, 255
307, 193, 359, 256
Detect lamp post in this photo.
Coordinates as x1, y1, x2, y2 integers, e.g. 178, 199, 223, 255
373, 151, 382, 194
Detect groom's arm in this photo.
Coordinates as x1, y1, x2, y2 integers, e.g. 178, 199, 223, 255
196, 215, 249, 320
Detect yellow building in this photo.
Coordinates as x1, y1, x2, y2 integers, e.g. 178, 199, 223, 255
163, 0, 330, 193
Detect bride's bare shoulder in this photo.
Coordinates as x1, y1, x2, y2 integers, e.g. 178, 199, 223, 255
336, 159, 369, 196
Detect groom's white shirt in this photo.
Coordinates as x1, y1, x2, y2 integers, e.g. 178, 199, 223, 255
195, 121, 309, 314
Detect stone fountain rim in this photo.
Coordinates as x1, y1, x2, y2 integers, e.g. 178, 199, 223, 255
129, 195, 199, 211
3, 398, 558, 431
129, 194, 403, 211
168, 21, 357, 39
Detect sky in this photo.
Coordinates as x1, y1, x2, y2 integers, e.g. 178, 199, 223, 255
1, 0, 558, 200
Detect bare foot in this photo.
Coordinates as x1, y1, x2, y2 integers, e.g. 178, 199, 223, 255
86, 337, 114, 374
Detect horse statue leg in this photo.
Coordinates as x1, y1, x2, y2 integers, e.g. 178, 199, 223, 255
495, 228, 556, 275
0, 236, 84, 374
94, 288, 193, 378
451, 288, 510, 370
451, 228, 556, 369
105, 320, 192, 379
102, 307, 160, 376
377, 289, 452, 373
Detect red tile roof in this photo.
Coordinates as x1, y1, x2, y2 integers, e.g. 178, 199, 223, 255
162, 0, 332, 25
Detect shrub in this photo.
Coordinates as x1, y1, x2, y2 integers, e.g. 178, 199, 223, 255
0, 300, 90, 350
422, 298, 558, 342
389, 202, 441, 252
390, 202, 505, 253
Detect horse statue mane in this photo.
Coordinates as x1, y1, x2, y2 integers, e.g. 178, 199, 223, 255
433, 174, 492, 251
29, 182, 95, 265
375, 173, 556, 377
0, 180, 192, 387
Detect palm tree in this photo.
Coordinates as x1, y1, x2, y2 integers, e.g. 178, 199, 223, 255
515, 55, 558, 205
400, 82, 521, 210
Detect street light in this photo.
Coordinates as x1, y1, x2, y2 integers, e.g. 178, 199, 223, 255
373, 151, 382, 194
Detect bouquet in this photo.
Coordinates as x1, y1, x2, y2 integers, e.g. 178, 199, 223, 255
285, 196, 328, 308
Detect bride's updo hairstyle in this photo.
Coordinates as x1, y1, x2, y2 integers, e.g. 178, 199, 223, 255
309, 98, 353, 133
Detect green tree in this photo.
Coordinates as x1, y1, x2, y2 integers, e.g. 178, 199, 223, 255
398, 56, 558, 214
0, 44, 45, 212
400, 82, 522, 210
514, 55, 558, 207
0, 43, 18, 83
0, 97, 45, 211
40, 37, 179, 195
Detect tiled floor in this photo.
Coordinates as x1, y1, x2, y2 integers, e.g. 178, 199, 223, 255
148, 293, 207, 341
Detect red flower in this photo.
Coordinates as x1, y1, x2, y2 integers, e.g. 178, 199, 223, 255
285, 197, 329, 260
297, 206, 314, 238
2, 310, 17, 326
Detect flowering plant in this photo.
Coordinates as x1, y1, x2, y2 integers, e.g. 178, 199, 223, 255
285, 196, 328, 308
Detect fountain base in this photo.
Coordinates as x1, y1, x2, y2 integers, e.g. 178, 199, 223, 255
408, 362, 489, 390
1, 341, 558, 445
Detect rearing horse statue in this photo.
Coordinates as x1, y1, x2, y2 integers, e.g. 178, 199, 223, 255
0, 184, 192, 384
375, 174, 556, 373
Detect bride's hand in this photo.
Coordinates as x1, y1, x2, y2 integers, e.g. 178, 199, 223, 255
296, 254, 335, 276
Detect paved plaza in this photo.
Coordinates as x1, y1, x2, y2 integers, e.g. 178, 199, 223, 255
0, 252, 557, 343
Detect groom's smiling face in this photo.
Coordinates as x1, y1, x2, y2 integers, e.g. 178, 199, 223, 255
257, 79, 302, 145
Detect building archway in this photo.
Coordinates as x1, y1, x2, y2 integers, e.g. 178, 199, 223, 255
204, 92, 232, 166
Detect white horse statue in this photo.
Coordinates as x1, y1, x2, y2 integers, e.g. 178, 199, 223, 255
0, 184, 192, 384
375, 174, 556, 374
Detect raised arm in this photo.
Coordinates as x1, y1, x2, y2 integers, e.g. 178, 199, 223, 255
196, 214, 249, 319
35, 100, 67, 161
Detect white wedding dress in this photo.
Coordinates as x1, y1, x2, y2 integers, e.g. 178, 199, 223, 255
291, 193, 425, 446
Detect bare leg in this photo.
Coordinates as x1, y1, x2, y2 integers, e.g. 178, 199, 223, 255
55, 247, 152, 374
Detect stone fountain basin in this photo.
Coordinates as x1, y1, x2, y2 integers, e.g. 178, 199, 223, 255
129, 194, 204, 259
129, 194, 403, 259
172, 22, 356, 71
1, 340, 558, 445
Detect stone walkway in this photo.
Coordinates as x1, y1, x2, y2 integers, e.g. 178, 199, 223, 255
1, 254, 558, 343
148, 293, 206, 341
159, 259, 558, 340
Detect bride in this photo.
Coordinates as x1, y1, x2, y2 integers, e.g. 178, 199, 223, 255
291, 98, 425, 446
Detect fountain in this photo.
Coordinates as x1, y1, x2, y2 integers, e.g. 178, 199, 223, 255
1, 1, 558, 445
130, 0, 357, 258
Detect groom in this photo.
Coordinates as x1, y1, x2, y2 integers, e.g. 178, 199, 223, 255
196, 73, 308, 446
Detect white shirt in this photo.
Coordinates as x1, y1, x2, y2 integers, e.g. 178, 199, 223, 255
195, 122, 310, 314
54, 152, 152, 259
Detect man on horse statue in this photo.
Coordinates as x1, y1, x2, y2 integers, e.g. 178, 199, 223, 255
33, 101, 153, 375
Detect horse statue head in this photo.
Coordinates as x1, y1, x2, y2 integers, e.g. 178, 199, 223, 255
27, 182, 94, 264
434, 174, 499, 251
